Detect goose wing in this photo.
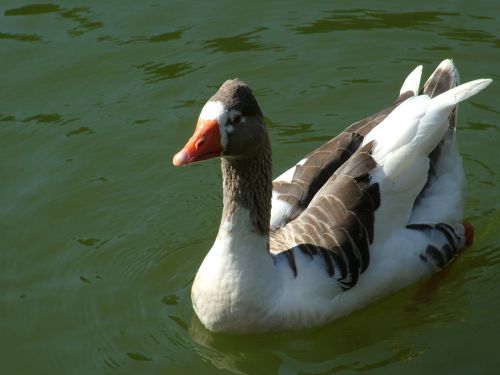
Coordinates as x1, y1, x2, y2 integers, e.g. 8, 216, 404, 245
270, 142, 379, 290
270, 76, 419, 230
270, 65, 491, 291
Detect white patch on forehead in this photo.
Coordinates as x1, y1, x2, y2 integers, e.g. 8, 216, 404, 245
198, 100, 229, 148
199, 100, 225, 120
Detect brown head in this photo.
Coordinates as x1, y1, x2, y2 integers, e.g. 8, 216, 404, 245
173, 79, 267, 166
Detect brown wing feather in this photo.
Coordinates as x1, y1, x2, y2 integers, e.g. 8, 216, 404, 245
270, 62, 462, 288
270, 143, 380, 289
272, 93, 412, 228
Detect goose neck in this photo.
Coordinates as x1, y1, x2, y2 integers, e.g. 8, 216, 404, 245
220, 145, 272, 236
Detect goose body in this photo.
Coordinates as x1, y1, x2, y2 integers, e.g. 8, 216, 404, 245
173, 60, 491, 333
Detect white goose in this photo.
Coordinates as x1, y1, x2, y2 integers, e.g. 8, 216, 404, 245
173, 60, 491, 333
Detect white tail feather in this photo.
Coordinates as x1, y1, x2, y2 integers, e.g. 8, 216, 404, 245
367, 78, 492, 166
366, 75, 491, 239
433, 78, 492, 106
399, 65, 423, 95
413, 79, 493, 155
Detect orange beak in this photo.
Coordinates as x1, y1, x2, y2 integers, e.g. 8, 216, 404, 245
172, 119, 223, 166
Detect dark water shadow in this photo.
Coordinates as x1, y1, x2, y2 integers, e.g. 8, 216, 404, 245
469, 102, 500, 117
4, 3, 103, 38
266, 117, 338, 146
173, 99, 206, 110
0, 114, 16, 122
59, 7, 103, 37
98, 28, 188, 46
292, 9, 458, 34
4, 3, 61, 16
20, 113, 78, 126
0, 31, 43, 43
135, 62, 202, 84
440, 27, 500, 47
267, 118, 316, 137
203, 27, 282, 53
423, 45, 453, 52
65, 126, 94, 137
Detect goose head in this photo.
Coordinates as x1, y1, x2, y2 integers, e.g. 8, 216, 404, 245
173, 79, 267, 166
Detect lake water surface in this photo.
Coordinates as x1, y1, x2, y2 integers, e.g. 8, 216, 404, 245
2, 1, 499, 374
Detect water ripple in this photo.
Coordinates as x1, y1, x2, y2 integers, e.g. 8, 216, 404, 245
0, 114, 16, 122
272, 122, 318, 144
135, 62, 201, 84
4, 3, 61, 16
4, 4, 103, 38
441, 27, 500, 46
65, 126, 94, 137
59, 7, 103, 37
1, 1, 498, 374
22, 113, 67, 124
292, 9, 458, 34
0, 31, 43, 42
98, 28, 186, 45
203, 27, 282, 53
469, 102, 500, 116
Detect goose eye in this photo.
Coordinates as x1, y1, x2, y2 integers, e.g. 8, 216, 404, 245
232, 114, 242, 124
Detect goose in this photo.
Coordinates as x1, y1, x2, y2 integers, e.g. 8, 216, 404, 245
172, 59, 491, 333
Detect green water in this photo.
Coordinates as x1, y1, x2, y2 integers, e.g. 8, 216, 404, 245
2, 1, 499, 374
